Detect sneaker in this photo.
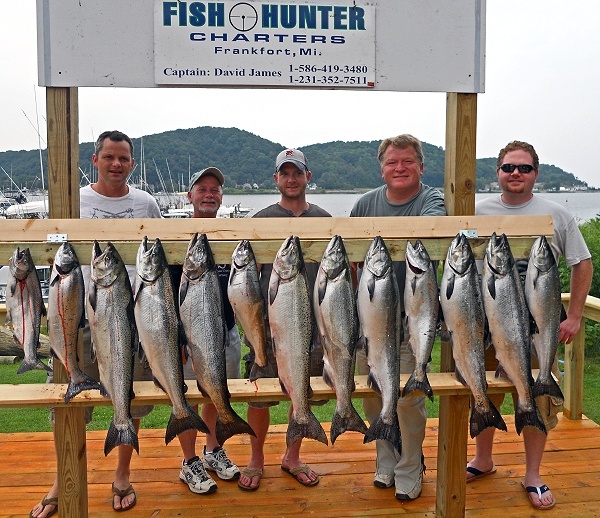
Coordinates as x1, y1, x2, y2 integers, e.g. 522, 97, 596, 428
202, 446, 240, 481
179, 456, 217, 494
374, 471, 394, 489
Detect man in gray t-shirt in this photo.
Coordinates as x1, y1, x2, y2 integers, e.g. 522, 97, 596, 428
238, 148, 331, 492
350, 134, 446, 502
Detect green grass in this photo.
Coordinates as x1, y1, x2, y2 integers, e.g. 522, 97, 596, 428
1, 339, 599, 433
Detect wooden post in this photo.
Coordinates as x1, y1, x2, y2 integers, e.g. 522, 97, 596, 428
563, 316, 585, 420
436, 394, 470, 517
440, 92, 478, 373
46, 86, 88, 517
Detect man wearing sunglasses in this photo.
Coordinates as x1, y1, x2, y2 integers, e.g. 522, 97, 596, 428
467, 140, 593, 510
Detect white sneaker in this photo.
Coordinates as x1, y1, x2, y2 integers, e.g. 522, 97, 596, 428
374, 471, 394, 488
202, 446, 240, 481
179, 456, 217, 494
395, 463, 424, 501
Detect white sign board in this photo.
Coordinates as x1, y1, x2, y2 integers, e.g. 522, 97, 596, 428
37, 0, 486, 93
154, 1, 376, 88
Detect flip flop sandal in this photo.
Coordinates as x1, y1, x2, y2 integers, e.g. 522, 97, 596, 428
238, 467, 263, 492
281, 464, 319, 487
29, 495, 58, 518
466, 465, 497, 483
112, 482, 137, 512
521, 480, 556, 510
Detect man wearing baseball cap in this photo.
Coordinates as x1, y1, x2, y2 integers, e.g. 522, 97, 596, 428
238, 149, 331, 491
173, 166, 244, 495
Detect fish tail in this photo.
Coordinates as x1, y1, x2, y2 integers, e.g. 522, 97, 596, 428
402, 372, 434, 401
64, 374, 102, 403
215, 413, 256, 446
165, 405, 209, 445
249, 362, 276, 382
515, 405, 547, 436
469, 399, 507, 438
17, 358, 51, 375
286, 410, 328, 447
104, 419, 139, 456
363, 411, 402, 454
330, 406, 368, 444
532, 377, 564, 402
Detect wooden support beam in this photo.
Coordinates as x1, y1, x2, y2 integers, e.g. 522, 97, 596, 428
46, 86, 88, 518
441, 92, 478, 374
436, 394, 470, 517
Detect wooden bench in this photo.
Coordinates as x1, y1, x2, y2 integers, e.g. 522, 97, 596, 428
0, 214, 553, 517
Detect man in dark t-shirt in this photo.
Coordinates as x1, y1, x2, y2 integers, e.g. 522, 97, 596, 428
238, 148, 331, 492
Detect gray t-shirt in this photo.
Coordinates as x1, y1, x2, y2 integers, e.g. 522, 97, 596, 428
476, 194, 591, 267
253, 202, 332, 298
350, 183, 447, 311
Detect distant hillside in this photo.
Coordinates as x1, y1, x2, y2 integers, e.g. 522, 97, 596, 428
0, 126, 588, 192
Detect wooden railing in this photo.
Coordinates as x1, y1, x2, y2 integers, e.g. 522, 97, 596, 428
0, 214, 573, 517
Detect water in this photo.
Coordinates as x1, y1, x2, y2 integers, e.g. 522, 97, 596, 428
222, 191, 600, 222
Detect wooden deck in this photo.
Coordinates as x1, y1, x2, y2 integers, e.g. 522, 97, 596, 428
1, 415, 599, 518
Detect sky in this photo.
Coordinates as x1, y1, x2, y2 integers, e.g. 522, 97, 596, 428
1, 1, 599, 187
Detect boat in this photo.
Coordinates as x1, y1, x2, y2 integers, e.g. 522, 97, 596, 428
162, 202, 252, 219
3, 199, 48, 219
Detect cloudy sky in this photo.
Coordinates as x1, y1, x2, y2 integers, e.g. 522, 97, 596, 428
1, 1, 599, 187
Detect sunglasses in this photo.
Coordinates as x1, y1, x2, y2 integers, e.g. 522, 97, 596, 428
499, 164, 535, 174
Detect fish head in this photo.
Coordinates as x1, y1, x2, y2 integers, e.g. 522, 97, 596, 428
90, 241, 125, 287
364, 236, 392, 278
405, 239, 431, 275
484, 232, 514, 276
136, 236, 168, 283
320, 235, 347, 279
183, 233, 215, 280
53, 242, 80, 275
232, 239, 255, 271
273, 236, 304, 281
529, 235, 557, 273
446, 233, 475, 275
9, 247, 34, 280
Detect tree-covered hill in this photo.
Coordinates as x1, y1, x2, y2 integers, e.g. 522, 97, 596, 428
0, 126, 588, 192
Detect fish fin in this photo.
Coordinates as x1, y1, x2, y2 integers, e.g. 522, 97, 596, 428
532, 376, 564, 402
40, 301, 47, 317
410, 275, 417, 295
215, 413, 256, 446
514, 404, 547, 436
445, 273, 455, 300
486, 274, 496, 299
494, 364, 511, 381
49, 270, 60, 287
469, 398, 507, 438
17, 358, 51, 374
64, 374, 102, 403
366, 372, 382, 395
4, 309, 11, 325
363, 410, 402, 454
286, 409, 328, 447
330, 405, 368, 444
402, 371, 434, 401
165, 405, 209, 444
179, 279, 189, 306
152, 376, 167, 393
322, 366, 336, 390
88, 282, 97, 312
317, 273, 327, 305
249, 362, 275, 382
104, 418, 139, 456
268, 275, 280, 306
195, 381, 210, 398
454, 367, 469, 388
278, 378, 290, 397
367, 275, 376, 301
